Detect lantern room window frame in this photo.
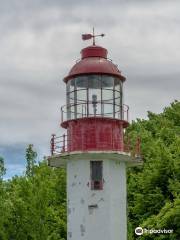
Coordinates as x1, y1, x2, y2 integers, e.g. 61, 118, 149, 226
66, 74, 123, 120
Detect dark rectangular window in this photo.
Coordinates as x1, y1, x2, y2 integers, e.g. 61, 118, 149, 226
90, 161, 103, 190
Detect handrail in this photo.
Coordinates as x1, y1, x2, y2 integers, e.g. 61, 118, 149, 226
50, 134, 141, 157
61, 102, 129, 123
50, 134, 69, 155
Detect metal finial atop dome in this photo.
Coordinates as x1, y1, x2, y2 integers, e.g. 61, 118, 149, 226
82, 27, 105, 45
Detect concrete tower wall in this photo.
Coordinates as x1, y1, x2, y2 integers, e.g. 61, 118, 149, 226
67, 158, 127, 240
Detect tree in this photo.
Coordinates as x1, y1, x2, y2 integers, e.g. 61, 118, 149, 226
25, 144, 37, 177
127, 100, 180, 240
3, 161, 66, 240
0, 157, 8, 239
0, 156, 6, 179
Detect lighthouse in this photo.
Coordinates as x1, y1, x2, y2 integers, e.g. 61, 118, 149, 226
48, 32, 142, 240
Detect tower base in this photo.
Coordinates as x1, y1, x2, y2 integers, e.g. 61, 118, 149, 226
48, 152, 142, 240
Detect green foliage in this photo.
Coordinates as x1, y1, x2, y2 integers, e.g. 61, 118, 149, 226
0, 156, 6, 179
127, 100, 180, 240
25, 144, 37, 177
0, 161, 66, 240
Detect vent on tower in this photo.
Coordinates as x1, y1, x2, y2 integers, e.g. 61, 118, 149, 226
90, 161, 103, 190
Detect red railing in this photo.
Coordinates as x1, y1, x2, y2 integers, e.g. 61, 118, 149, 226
50, 134, 68, 155
50, 134, 141, 157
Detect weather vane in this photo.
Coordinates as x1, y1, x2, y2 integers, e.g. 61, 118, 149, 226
82, 27, 105, 45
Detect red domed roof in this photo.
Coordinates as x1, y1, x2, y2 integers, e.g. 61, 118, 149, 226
64, 45, 126, 82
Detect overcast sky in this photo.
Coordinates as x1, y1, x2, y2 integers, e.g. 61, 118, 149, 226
0, 0, 179, 178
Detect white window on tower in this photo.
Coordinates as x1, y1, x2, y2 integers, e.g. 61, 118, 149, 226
90, 161, 103, 190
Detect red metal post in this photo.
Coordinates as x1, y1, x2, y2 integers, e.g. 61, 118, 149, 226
123, 136, 130, 153
127, 137, 131, 152
127, 105, 129, 122
62, 134, 66, 152
51, 134, 56, 155
61, 106, 63, 123
136, 137, 141, 156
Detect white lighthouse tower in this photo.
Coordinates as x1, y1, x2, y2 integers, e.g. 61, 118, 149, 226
48, 32, 142, 240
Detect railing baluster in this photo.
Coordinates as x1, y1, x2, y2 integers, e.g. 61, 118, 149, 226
62, 134, 66, 152
50, 134, 56, 155
136, 137, 141, 156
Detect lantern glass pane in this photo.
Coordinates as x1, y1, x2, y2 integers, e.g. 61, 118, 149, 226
69, 78, 75, 92
66, 75, 123, 120
102, 75, 114, 89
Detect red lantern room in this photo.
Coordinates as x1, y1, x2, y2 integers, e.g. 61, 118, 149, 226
60, 43, 129, 152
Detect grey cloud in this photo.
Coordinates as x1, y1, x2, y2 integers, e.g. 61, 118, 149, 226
125, 73, 179, 120
0, 0, 180, 177
126, 73, 180, 88
1, 0, 179, 34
